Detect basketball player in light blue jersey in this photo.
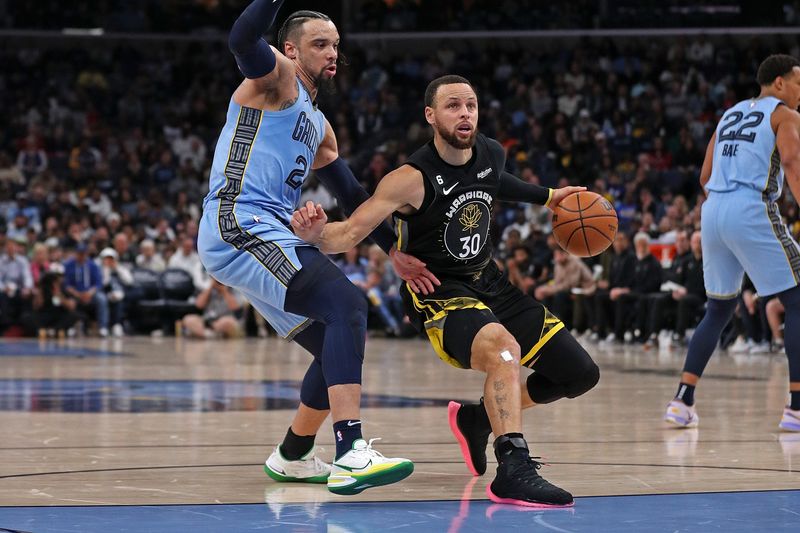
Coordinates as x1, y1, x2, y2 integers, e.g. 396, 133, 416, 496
198, 0, 436, 494
665, 55, 800, 432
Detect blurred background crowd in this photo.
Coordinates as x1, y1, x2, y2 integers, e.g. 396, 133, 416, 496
0, 1, 797, 351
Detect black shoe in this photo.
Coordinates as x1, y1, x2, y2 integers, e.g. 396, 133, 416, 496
448, 400, 491, 476
487, 436, 573, 507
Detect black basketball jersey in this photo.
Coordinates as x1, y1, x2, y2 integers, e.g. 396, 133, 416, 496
394, 134, 504, 278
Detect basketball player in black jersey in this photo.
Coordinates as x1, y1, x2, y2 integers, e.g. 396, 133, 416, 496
291, 75, 599, 507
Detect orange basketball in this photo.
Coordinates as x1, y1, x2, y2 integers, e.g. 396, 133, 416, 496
551, 191, 618, 257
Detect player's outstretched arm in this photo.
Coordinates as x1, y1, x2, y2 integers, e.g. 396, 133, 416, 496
312, 122, 439, 293
228, 0, 286, 80
312, 119, 395, 253
292, 166, 422, 255
487, 135, 584, 209
775, 106, 800, 200
497, 172, 585, 210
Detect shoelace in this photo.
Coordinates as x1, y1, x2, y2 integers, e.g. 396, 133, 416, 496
365, 437, 386, 458
509, 456, 554, 486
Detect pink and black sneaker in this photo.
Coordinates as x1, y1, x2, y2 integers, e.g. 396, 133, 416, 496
486, 435, 574, 508
448, 400, 491, 476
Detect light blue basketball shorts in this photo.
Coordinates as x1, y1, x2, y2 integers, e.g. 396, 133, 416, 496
702, 189, 800, 299
197, 201, 312, 339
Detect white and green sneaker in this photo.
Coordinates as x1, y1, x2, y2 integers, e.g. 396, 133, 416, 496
264, 445, 331, 483
327, 438, 414, 495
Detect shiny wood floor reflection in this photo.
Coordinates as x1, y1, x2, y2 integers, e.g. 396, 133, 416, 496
0, 335, 798, 507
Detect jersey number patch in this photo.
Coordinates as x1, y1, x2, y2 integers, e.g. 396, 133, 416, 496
718, 111, 764, 143
285, 155, 308, 190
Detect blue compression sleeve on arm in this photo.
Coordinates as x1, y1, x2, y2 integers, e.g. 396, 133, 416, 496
228, 0, 285, 79
315, 157, 396, 254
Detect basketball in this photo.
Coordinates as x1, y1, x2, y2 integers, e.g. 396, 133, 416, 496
551, 191, 618, 257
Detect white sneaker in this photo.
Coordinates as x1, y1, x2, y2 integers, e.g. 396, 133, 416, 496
112, 324, 124, 338
664, 399, 699, 428
779, 407, 800, 432
749, 341, 771, 354
327, 438, 414, 495
729, 336, 750, 353
264, 445, 330, 483
99, 327, 109, 338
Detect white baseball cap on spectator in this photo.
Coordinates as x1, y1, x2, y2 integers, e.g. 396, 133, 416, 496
99, 247, 118, 260
106, 212, 121, 224
48, 263, 65, 274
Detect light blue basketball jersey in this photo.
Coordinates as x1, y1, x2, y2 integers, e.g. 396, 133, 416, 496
707, 96, 784, 202
203, 78, 326, 222
197, 78, 327, 338
701, 95, 800, 298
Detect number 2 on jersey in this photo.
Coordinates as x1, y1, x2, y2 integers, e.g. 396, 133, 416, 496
718, 111, 764, 143
284, 155, 308, 190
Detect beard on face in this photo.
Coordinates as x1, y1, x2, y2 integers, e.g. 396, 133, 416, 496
311, 64, 337, 95
436, 122, 477, 149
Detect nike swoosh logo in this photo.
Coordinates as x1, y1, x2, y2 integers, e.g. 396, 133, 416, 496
346, 421, 361, 427
442, 183, 458, 195
337, 459, 372, 472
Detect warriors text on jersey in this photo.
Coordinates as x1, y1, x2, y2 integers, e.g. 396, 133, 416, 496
394, 134, 505, 279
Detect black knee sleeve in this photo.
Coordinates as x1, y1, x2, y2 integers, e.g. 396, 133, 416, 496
565, 362, 600, 398
526, 372, 565, 404
525, 329, 600, 404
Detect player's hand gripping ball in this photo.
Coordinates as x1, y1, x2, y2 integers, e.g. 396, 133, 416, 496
552, 191, 618, 257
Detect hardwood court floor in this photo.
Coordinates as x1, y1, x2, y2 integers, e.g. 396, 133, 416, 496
0, 334, 798, 510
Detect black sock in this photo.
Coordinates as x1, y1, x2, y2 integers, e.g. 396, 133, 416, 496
333, 419, 363, 459
462, 398, 492, 435
675, 382, 696, 406
791, 391, 800, 411
279, 427, 315, 461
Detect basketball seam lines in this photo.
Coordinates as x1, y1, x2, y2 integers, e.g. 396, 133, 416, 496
584, 225, 614, 244
552, 214, 617, 231
577, 193, 591, 256
555, 194, 602, 213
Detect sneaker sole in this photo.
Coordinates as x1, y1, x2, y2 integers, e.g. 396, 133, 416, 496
263, 464, 329, 484
779, 419, 800, 432
328, 461, 414, 496
448, 401, 482, 477
486, 484, 574, 508
664, 415, 699, 428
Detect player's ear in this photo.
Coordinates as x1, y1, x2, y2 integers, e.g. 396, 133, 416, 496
424, 106, 435, 125
284, 41, 298, 60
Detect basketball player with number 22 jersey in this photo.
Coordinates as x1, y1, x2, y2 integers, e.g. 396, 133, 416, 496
665, 54, 800, 433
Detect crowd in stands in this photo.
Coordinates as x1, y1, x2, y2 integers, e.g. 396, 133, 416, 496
5, 1, 797, 33
1, 20, 798, 350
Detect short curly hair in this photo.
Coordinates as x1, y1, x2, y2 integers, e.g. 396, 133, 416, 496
756, 54, 800, 86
